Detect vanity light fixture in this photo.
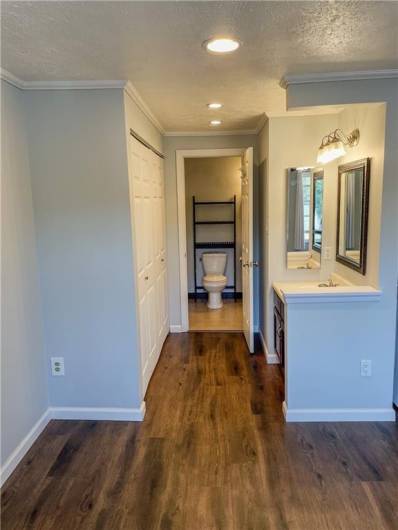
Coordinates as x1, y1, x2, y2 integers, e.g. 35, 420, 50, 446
204, 38, 240, 54
317, 128, 360, 164
210, 120, 222, 126
207, 102, 223, 109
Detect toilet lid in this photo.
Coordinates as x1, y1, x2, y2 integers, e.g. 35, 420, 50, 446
203, 274, 227, 282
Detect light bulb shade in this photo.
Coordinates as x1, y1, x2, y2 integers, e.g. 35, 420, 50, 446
317, 140, 346, 164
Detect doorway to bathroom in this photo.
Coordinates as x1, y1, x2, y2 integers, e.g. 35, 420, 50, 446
176, 147, 254, 345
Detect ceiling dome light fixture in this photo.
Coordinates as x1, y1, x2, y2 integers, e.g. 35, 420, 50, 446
207, 102, 223, 109
210, 120, 222, 126
317, 128, 360, 164
204, 37, 240, 54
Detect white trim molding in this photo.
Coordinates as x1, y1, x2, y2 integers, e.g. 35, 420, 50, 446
164, 129, 258, 137
0, 69, 165, 134
0, 403, 146, 486
0, 68, 25, 89
176, 148, 247, 332
170, 324, 185, 333
0, 409, 52, 487
0, 69, 127, 91
280, 69, 398, 89
49, 403, 146, 422
124, 81, 165, 134
282, 402, 396, 422
0, 68, 265, 138
259, 330, 279, 364
164, 114, 266, 137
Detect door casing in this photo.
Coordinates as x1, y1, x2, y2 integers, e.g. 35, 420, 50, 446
175, 147, 254, 335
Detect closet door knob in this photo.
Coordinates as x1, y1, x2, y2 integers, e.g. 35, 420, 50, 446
145, 276, 149, 280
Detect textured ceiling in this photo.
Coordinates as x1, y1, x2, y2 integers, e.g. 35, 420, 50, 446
2, 1, 398, 132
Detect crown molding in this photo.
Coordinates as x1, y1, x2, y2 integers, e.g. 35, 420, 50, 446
124, 81, 164, 134
254, 113, 267, 134
0, 68, 24, 89
280, 69, 398, 89
164, 129, 258, 137
23, 80, 127, 90
164, 113, 265, 137
0, 69, 128, 90
0, 69, 165, 134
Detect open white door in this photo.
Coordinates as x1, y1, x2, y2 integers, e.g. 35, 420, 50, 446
241, 147, 254, 352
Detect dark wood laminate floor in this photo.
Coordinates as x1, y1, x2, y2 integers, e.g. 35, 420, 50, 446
2, 333, 398, 530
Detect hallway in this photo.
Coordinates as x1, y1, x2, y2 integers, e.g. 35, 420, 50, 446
2, 333, 398, 529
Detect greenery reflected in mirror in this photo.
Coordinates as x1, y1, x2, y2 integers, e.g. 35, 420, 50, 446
336, 158, 370, 275
286, 168, 323, 270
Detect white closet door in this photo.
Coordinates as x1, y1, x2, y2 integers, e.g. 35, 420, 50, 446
129, 136, 168, 393
156, 155, 168, 344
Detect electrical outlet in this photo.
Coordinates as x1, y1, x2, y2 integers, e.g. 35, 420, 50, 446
360, 360, 372, 377
51, 357, 65, 376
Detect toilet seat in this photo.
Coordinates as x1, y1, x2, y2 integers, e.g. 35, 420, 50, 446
203, 274, 227, 283
203, 274, 227, 290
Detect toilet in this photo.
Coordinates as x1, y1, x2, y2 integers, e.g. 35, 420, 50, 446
202, 253, 228, 309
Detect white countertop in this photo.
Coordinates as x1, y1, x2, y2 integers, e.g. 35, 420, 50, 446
273, 275, 382, 304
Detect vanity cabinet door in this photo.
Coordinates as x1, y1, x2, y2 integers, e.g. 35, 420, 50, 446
273, 294, 285, 370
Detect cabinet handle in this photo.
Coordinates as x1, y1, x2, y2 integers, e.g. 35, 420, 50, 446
145, 276, 149, 280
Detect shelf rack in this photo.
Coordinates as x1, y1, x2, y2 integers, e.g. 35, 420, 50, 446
192, 195, 237, 300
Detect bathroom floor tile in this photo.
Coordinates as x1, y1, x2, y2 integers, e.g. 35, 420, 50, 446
189, 299, 243, 331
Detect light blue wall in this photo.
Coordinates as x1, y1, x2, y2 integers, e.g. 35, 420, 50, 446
1, 81, 48, 466
286, 300, 394, 411
25, 89, 142, 409
287, 78, 398, 410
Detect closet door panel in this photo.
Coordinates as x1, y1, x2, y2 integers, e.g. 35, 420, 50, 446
129, 136, 168, 395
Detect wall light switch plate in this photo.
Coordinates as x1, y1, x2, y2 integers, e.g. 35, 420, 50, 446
360, 360, 372, 377
324, 247, 332, 260
51, 357, 65, 376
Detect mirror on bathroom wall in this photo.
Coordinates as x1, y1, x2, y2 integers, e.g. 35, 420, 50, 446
336, 158, 370, 275
312, 171, 324, 253
286, 168, 324, 270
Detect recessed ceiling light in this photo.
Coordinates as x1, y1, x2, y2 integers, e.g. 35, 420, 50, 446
204, 38, 240, 54
210, 120, 222, 126
207, 102, 223, 109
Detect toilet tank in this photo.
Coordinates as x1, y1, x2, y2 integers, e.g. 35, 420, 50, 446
202, 253, 227, 275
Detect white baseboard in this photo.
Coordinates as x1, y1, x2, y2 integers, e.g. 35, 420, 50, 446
0, 402, 146, 487
282, 401, 396, 422
1, 408, 52, 487
170, 324, 186, 333
49, 402, 146, 422
259, 330, 280, 364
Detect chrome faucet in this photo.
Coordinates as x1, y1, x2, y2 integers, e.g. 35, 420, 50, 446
318, 276, 339, 288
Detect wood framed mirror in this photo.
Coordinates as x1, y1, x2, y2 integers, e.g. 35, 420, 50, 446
336, 158, 370, 275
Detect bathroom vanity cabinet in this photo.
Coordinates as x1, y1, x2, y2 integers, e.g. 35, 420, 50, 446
271, 278, 392, 423
273, 290, 285, 371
